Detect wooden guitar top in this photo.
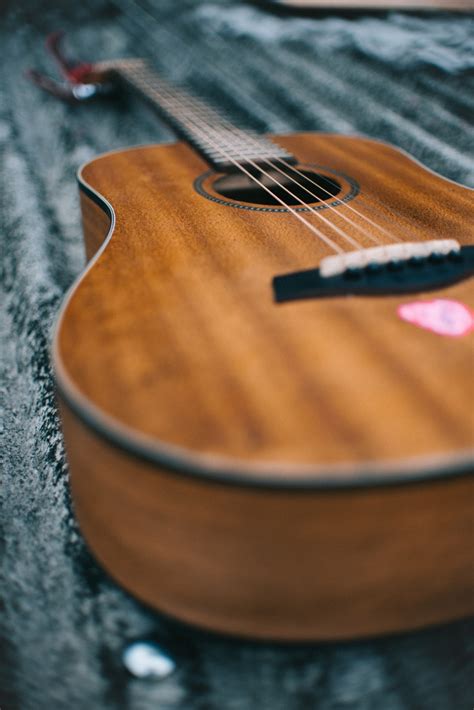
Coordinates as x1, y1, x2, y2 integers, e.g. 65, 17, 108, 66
55, 133, 474, 486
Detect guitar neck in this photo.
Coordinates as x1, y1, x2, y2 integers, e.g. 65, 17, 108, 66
98, 58, 295, 172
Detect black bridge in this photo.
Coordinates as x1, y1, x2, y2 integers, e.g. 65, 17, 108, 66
273, 246, 474, 303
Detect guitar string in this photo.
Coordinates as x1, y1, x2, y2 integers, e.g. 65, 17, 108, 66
171, 87, 406, 245
130, 72, 382, 253
210, 128, 428, 249
120, 68, 352, 253
148, 92, 368, 251
138, 71, 386, 246
176, 94, 409, 255
188, 119, 400, 246
120, 64, 403, 254
142, 85, 349, 251
260, 159, 397, 243
156, 95, 394, 246
114, 54, 428, 249
171, 112, 348, 252
135, 66, 403, 246
155, 92, 391, 253
158, 75, 420, 252
184, 100, 412, 246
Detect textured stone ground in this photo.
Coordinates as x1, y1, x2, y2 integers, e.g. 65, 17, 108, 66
1, 1, 473, 708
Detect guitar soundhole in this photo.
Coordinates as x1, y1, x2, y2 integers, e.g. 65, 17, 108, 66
212, 169, 341, 207
194, 165, 358, 212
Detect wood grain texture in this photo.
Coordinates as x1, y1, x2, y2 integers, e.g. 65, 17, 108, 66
56, 133, 474, 481
53, 133, 473, 638
60, 399, 474, 640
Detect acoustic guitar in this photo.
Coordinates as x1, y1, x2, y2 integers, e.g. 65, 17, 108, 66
31, 36, 474, 640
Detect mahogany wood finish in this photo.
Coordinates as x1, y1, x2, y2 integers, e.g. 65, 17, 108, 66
55, 133, 474, 639
60, 401, 474, 640
79, 191, 111, 261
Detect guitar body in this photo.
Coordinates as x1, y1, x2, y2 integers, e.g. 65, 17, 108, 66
55, 132, 474, 640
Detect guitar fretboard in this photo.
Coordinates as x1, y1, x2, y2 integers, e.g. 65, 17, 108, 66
100, 59, 295, 172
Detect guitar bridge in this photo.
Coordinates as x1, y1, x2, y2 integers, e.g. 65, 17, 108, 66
273, 242, 474, 303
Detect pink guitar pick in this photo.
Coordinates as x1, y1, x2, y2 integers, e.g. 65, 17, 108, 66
398, 299, 474, 337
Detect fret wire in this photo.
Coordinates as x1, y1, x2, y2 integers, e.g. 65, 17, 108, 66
100, 60, 408, 252
116, 61, 294, 167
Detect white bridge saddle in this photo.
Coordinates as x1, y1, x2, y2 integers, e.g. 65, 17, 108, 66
320, 239, 461, 278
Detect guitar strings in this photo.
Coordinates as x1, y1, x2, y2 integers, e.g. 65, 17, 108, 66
138, 70, 402, 246
170, 82, 405, 245
183, 106, 401, 253
136, 72, 397, 252
123, 64, 403, 254
197, 94, 434, 249
139, 80, 379, 253
184, 120, 401, 246
254, 158, 387, 246
173, 91, 414, 252
260, 159, 398, 243
164, 103, 394, 247
179, 113, 387, 248
123, 69, 348, 253
115, 32, 424, 250
181, 121, 349, 253
221, 156, 364, 250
